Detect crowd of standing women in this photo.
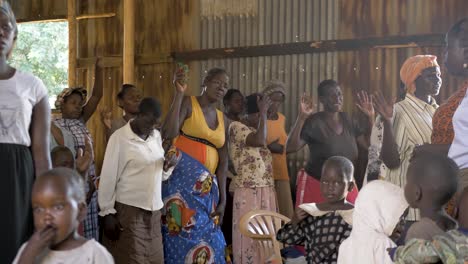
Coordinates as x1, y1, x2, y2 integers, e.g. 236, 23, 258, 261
1, 0, 468, 262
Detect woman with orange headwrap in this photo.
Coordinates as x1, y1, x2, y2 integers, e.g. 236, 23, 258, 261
373, 55, 442, 221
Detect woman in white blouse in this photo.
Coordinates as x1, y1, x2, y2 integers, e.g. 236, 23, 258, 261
0, 3, 51, 262
98, 97, 179, 263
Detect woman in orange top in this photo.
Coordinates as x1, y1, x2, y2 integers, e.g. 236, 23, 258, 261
263, 81, 294, 218
161, 67, 229, 263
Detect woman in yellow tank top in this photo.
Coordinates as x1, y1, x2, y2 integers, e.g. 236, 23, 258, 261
161, 67, 229, 263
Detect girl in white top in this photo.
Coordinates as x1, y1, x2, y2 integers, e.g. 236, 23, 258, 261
0, 2, 51, 262
13, 168, 114, 264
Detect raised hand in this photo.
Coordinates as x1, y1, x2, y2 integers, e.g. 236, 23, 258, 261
100, 107, 112, 130
76, 137, 93, 176
299, 93, 315, 118
356, 90, 375, 119
258, 95, 272, 115
372, 91, 396, 122
173, 66, 188, 94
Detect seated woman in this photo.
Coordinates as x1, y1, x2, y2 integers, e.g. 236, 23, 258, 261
286, 80, 374, 206
277, 156, 355, 264
229, 93, 277, 264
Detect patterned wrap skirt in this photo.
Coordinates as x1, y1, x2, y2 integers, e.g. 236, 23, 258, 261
162, 151, 226, 264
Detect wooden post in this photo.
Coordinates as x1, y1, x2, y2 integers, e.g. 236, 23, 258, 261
67, 0, 77, 87
123, 0, 135, 84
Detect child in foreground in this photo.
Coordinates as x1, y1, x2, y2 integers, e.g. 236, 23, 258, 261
404, 153, 459, 242
13, 168, 114, 263
276, 156, 355, 264
390, 154, 468, 263
337, 180, 408, 264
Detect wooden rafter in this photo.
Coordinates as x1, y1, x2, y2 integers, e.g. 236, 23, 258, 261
172, 34, 446, 61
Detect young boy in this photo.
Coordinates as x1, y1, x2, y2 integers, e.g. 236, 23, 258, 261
13, 168, 114, 263
390, 154, 468, 263
403, 153, 459, 242
276, 156, 355, 264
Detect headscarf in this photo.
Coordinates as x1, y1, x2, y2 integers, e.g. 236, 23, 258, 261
400, 55, 439, 94
262, 80, 286, 98
337, 180, 408, 264
55, 87, 88, 111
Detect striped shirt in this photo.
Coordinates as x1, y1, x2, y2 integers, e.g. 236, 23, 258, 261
382, 94, 438, 220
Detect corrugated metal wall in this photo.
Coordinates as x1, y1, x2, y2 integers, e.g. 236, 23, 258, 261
196, 0, 468, 188
199, 0, 341, 185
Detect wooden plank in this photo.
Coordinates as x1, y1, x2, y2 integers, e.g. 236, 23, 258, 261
76, 54, 173, 68
173, 33, 445, 61
123, 0, 135, 84
76, 12, 116, 20
68, 0, 77, 87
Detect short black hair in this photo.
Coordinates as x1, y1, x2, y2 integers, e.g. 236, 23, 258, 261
51, 146, 74, 162
203, 67, 228, 84
223, 89, 243, 107
323, 156, 354, 182
318, 79, 339, 97
245, 93, 260, 114
117, 84, 137, 100
409, 153, 459, 206
38, 168, 86, 203
448, 17, 468, 40
139, 97, 162, 118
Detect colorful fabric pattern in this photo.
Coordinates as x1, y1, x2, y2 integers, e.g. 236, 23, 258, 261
161, 152, 226, 264
432, 82, 468, 144
393, 229, 468, 264
54, 118, 99, 241
277, 212, 352, 264
229, 121, 274, 188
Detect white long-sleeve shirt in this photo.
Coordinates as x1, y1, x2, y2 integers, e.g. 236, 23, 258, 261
98, 122, 173, 216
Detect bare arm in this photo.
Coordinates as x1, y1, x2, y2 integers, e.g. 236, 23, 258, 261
31, 97, 52, 176
380, 115, 401, 169
161, 69, 190, 140
355, 90, 375, 150
211, 118, 230, 225
373, 92, 400, 169
245, 96, 271, 147
285, 115, 307, 153
82, 61, 103, 123
161, 92, 189, 140
286, 94, 314, 153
